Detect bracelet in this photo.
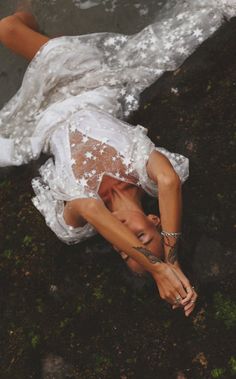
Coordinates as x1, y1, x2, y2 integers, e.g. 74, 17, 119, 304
161, 231, 182, 238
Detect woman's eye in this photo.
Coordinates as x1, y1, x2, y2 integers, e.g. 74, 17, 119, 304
138, 233, 145, 241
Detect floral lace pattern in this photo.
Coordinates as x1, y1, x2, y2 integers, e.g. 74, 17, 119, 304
0, 0, 235, 243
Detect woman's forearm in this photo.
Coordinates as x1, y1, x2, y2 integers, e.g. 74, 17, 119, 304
158, 174, 182, 264
146, 150, 183, 264
77, 200, 164, 274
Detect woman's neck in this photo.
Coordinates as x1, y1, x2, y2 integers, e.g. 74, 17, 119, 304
108, 183, 143, 213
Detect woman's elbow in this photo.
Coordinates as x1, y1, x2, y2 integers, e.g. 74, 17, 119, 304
158, 170, 181, 189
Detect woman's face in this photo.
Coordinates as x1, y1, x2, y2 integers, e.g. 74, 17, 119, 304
112, 209, 164, 259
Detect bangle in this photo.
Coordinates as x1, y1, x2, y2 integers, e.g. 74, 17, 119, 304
161, 231, 182, 238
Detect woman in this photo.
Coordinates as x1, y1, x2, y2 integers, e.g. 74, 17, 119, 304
0, 1, 234, 316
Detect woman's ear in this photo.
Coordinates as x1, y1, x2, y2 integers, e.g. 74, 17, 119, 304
147, 214, 161, 227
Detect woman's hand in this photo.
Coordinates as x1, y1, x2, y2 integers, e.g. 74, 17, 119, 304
168, 262, 198, 317
152, 263, 189, 308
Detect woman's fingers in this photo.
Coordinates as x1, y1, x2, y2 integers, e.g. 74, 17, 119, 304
172, 300, 183, 310
172, 287, 198, 315
154, 264, 194, 309
171, 289, 185, 308
176, 284, 187, 299
120, 251, 129, 260
168, 280, 188, 305
183, 288, 198, 306
185, 303, 196, 317
172, 305, 181, 310
181, 286, 194, 306
169, 266, 192, 302
184, 301, 195, 313
184, 290, 197, 309
184, 291, 198, 316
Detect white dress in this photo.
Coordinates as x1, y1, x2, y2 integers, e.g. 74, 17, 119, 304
0, 0, 235, 244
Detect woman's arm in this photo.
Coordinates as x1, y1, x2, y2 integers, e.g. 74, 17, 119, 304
146, 150, 198, 316
146, 150, 182, 264
70, 198, 188, 306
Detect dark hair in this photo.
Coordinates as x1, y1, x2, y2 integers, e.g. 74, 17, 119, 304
141, 192, 160, 217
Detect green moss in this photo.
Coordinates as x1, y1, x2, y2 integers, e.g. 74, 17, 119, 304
0, 179, 11, 189
206, 81, 212, 92
228, 356, 236, 375
143, 103, 151, 110
22, 235, 33, 247
93, 286, 104, 300
2, 249, 13, 259
28, 332, 40, 349
213, 292, 236, 329
126, 357, 137, 364
211, 368, 226, 378
94, 355, 112, 374
59, 318, 70, 328
120, 286, 127, 294
36, 298, 44, 313
76, 304, 83, 314
163, 320, 172, 329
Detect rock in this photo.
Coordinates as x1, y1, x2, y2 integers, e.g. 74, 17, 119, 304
193, 236, 235, 284
41, 354, 76, 379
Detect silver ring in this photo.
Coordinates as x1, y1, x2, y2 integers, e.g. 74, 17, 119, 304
175, 296, 181, 304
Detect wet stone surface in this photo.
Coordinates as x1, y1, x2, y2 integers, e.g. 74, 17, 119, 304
0, 1, 236, 379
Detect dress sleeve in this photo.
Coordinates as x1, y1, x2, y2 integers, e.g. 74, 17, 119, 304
132, 126, 189, 197
31, 158, 98, 245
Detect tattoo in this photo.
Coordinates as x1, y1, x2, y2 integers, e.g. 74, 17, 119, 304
133, 247, 163, 265
161, 235, 180, 264
167, 243, 179, 264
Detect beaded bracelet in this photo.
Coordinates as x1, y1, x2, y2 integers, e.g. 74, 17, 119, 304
161, 231, 182, 238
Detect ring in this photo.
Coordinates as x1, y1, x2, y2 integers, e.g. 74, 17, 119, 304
175, 296, 181, 304
186, 286, 195, 293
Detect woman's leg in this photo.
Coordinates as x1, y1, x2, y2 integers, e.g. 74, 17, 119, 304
14, 11, 39, 31
0, 12, 50, 61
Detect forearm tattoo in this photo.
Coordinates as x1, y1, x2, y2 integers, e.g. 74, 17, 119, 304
167, 242, 179, 264
133, 247, 163, 265
161, 236, 180, 264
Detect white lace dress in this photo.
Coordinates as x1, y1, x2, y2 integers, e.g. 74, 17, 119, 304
0, 0, 235, 244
